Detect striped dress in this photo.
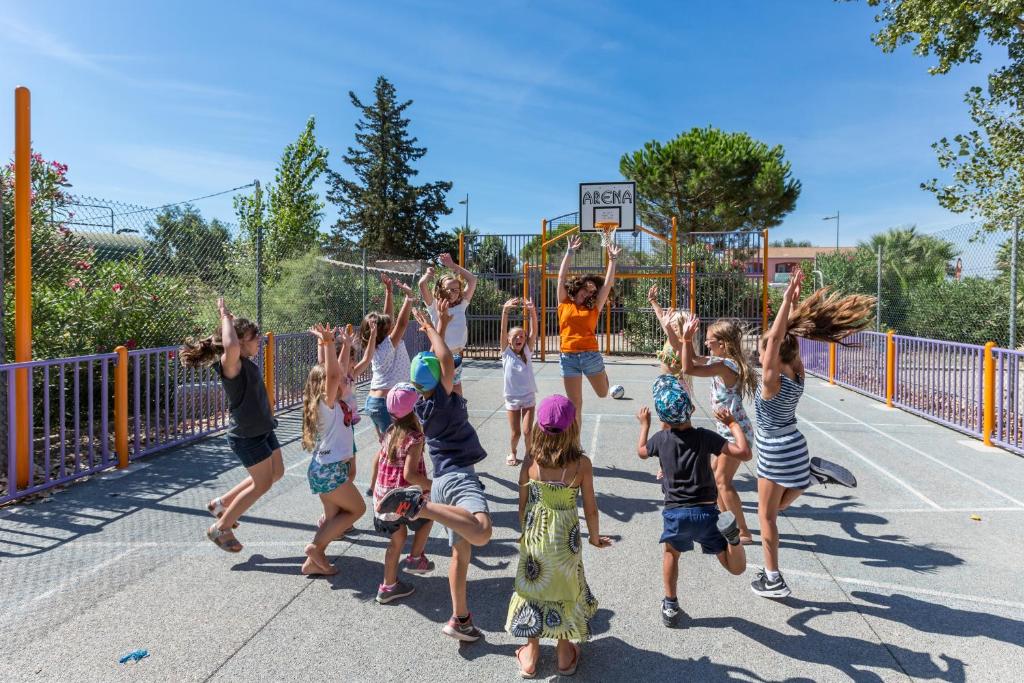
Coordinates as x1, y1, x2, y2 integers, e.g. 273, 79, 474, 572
754, 373, 811, 489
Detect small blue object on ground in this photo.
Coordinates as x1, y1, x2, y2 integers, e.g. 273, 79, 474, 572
118, 649, 149, 664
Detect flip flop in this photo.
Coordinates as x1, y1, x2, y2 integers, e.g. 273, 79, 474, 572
557, 643, 580, 676
206, 498, 239, 529
515, 645, 537, 679
507, 453, 519, 466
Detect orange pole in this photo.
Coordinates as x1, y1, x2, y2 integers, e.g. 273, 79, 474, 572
829, 342, 837, 384
762, 229, 769, 333
604, 245, 611, 354
522, 263, 529, 323
688, 260, 696, 315
263, 332, 276, 412
114, 346, 129, 468
983, 341, 996, 446
670, 216, 678, 310
540, 220, 547, 362
458, 232, 465, 267
885, 330, 895, 407
14, 86, 32, 488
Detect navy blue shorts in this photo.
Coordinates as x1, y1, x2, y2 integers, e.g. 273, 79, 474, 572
226, 430, 281, 468
659, 505, 727, 555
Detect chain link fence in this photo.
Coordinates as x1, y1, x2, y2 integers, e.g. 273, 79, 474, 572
807, 221, 1022, 348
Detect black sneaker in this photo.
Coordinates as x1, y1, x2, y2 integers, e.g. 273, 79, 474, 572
717, 511, 740, 546
810, 457, 857, 488
442, 613, 482, 642
661, 598, 682, 628
750, 569, 791, 598
375, 580, 415, 604
375, 486, 425, 522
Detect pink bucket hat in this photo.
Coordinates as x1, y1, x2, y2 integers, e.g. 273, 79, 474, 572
387, 382, 419, 419
537, 394, 575, 433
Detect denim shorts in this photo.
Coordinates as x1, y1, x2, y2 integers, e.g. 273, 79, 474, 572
226, 430, 281, 468
660, 505, 727, 555
433, 469, 489, 546
452, 352, 464, 385
307, 459, 351, 495
559, 350, 605, 378
365, 396, 392, 435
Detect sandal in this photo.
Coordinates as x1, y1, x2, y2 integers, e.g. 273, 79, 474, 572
507, 453, 519, 466
206, 525, 243, 553
515, 645, 537, 679
206, 498, 239, 529
557, 643, 580, 676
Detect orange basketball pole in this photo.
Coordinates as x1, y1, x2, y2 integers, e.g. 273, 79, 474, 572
603, 243, 611, 354
688, 261, 696, 315
458, 232, 465, 268
539, 219, 547, 362
522, 263, 529, 322
762, 229, 769, 333
14, 86, 32, 488
670, 216, 678, 310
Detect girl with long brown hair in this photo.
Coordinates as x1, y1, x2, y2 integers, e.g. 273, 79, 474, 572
180, 298, 281, 554
752, 268, 874, 598
418, 252, 478, 396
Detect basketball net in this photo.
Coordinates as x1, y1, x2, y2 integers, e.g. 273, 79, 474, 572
594, 221, 619, 249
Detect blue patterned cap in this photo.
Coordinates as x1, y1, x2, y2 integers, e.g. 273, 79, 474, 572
652, 374, 693, 424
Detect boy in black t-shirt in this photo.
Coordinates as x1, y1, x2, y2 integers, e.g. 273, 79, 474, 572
636, 374, 751, 627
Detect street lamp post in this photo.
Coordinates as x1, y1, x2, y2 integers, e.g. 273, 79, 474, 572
823, 212, 839, 251
458, 194, 469, 233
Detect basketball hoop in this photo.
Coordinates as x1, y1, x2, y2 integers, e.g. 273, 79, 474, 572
594, 220, 619, 249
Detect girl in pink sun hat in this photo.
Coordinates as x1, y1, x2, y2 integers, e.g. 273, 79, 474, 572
370, 383, 435, 605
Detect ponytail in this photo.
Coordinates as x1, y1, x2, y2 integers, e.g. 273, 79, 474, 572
179, 317, 260, 368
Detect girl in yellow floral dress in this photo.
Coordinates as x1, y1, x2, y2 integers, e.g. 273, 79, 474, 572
506, 394, 612, 678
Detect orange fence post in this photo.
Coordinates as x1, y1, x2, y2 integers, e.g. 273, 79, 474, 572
522, 263, 529, 322
114, 346, 129, 468
458, 232, 465, 268
829, 342, 837, 384
885, 330, 895, 407
264, 332, 276, 412
688, 261, 696, 315
539, 220, 547, 362
14, 86, 32, 488
604, 244, 611, 354
762, 228, 769, 333
983, 341, 996, 446
670, 216, 678, 310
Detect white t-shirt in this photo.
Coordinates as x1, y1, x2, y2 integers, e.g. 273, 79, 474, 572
313, 399, 354, 465
370, 337, 411, 390
502, 344, 538, 399
429, 300, 469, 351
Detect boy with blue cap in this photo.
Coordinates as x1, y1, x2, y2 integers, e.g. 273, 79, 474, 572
376, 302, 493, 642
636, 374, 750, 627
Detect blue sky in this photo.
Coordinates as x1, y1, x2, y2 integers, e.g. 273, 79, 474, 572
0, 1, 995, 245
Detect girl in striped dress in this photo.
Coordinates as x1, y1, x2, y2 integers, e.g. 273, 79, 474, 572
753, 268, 875, 598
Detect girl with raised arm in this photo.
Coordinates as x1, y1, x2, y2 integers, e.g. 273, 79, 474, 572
419, 252, 477, 395
500, 297, 539, 466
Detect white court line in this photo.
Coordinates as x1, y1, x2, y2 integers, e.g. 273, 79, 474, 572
589, 415, 602, 461
30, 545, 144, 603
798, 413, 943, 510
781, 505, 1024, 516
803, 392, 1024, 508
750, 565, 1024, 611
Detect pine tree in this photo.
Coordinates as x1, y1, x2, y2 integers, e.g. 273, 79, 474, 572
326, 76, 452, 259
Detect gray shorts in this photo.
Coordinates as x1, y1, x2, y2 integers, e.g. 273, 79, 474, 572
432, 469, 490, 546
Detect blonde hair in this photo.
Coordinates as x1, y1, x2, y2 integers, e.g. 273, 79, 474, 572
507, 326, 528, 363
763, 288, 876, 364
707, 318, 757, 400
301, 364, 327, 451
530, 419, 585, 470
179, 318, 260, 368
383, 412, 423, 464
433, 274, 465, 304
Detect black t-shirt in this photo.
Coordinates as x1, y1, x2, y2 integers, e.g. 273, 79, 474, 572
646, 427, 727, 508
213, 358, 275, 438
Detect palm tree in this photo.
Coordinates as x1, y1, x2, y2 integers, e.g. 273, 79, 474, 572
859, 226, 958, 292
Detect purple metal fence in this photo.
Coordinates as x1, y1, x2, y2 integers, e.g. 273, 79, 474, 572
2, 353, 118, 505
274, 333, 316, 412
798, 338, 830, 378
993, 348, 1024, 455
835, 331, 887, 401
894, 335, 984, 438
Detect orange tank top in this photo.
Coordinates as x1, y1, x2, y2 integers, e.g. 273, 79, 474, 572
558, 302, 600, 352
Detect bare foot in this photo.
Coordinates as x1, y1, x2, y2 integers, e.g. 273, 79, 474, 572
302, 543, 337, 575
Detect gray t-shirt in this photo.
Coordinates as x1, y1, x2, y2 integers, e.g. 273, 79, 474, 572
214, 357, 275, 438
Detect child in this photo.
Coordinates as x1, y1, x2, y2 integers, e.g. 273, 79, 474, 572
679, 315, 757, 544
506, 394, 610, 678
636, 374, 750, 628
372, 382, 436, 604
752, 268, 870, 598
301, 324, 367, 575
181, 298, 282, 553
375, 302, 494, 642
646, 285, 695, 395
419, 252, 478, 395
500, 296, 539, 467
361, 275, 415, 494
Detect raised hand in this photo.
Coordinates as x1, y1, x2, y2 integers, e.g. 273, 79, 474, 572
524, 298, 535, 312
217, 297, 233, 320
681, 316, 700, 341
439, 253, 456, 268
379, 273, 393, 290
436, 297, 453, 326
502, 297, 521, 309
568, 235, 583, 251
607, 243, 622, 259
424, 265, 436, 280
309, 323, 334, 343
785, 268, 804, 302
411, 308, 434, 332
367, 319, 378, 342
647, 285, 658, 303
714, 406, 736, 426
393, 280, 413, 295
